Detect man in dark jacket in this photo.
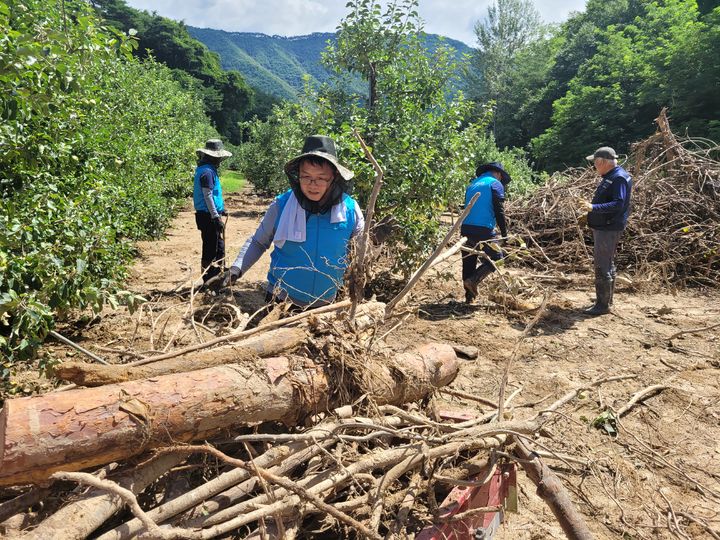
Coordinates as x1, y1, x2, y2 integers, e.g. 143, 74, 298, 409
579, 146, 633, 315
461, 162, 511, 303
193, 139, 232, 285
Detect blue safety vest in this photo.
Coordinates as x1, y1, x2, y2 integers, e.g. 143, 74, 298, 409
268, 190, 357, 305
464, 173, 500, 230
193, 164, 224, 214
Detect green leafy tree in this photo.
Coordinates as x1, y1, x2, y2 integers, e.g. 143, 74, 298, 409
323, 0, 420, 117
532, 0, 718, 170
468, 0, 546, 143
476, 28, 563, 151
470, 0, 646, 157
89, 0, 254, 143
472, 0, 544, 92
647, 3, 720, 142
239, 0, 535, 275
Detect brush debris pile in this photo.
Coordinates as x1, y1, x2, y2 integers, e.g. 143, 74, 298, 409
508, 110, 720, 288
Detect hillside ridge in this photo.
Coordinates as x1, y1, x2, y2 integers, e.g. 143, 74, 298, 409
188, 27, 472, 100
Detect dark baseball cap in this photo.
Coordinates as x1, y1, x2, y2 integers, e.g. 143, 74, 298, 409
586, 146, 618, 161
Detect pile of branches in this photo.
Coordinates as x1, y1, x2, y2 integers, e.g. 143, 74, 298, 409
0, 359, 608, 540
0, 133, 603, 540
0, 285, 699, 540
508, 109, 720, 288
0, 292, 602, 540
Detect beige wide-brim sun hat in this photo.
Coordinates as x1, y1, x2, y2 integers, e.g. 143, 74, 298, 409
196, 138, 232, 159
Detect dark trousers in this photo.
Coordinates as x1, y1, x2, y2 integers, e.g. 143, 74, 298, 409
461, 225, 505, 281
195, 212, 225, 282
592, 229, 622, 281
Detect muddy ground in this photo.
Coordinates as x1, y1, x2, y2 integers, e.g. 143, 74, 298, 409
20, 188, 720, 539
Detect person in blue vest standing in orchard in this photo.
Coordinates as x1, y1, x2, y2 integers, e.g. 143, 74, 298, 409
461, 162, 511, 303
578, 146, 633, 316
222, 135, 365, 309
193, 139, 232, 286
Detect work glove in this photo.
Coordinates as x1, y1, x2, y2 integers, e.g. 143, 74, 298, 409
212, 217, 225, 232
578, 200, 593, 214
221, 266, 242, 288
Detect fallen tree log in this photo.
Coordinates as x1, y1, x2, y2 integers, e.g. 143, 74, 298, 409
0, 342, 458, 487
53, 327, 308, 387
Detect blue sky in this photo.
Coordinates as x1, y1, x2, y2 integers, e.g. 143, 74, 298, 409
124, 0, 587, 47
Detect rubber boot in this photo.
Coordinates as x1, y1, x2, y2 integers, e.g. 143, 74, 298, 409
584, 279, 612, 316
463, 278, 477, 303
463, 264, 494, 303
590, 277, 615, 305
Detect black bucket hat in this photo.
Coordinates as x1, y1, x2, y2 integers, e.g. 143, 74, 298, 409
284, 135, 354, 182
476, 161, 511, 184
196, 139, 232, 159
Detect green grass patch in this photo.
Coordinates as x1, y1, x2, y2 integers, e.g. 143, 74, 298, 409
221, 170, 246, 193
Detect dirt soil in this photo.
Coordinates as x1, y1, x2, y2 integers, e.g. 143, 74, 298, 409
27, 188, 720, 539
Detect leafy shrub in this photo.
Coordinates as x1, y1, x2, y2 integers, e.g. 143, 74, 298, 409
0, 0, 215, 376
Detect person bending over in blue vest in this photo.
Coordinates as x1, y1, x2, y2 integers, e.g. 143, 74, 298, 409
221, 135, 365, 309
461, 162, 511, 303
578, 146, 633, 316
193, 139, 232, 285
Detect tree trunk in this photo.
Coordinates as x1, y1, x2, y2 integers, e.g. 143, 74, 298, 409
0, 343, 458, 487
53, 327, 308, 386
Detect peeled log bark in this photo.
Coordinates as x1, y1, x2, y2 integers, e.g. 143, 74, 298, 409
365, 343, 459, 405
0, 343, 457, 487
53, 327, 308, 387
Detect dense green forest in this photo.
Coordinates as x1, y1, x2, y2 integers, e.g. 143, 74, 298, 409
0, 0, 217, 376
187, 28, 473, 101
468, 0, 720, 170
187, 0, 719, 171
88, 0, 278, 143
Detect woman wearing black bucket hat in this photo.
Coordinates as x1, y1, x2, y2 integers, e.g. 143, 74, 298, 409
461, 161, 511, 303
221, 135, 364, 308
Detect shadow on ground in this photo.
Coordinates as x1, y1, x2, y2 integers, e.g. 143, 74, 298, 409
418, 300, 484, 321
229, 209, 264, 219
530, 303, 589, 336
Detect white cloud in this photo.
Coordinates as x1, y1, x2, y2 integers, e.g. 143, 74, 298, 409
124, 0, 587, 46
125, 0, 346, 36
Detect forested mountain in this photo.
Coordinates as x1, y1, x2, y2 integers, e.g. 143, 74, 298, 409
188, 28, 473, 100
89, 0, 276, 143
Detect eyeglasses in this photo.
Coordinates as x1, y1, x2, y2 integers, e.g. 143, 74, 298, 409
299, 176, 334, 186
